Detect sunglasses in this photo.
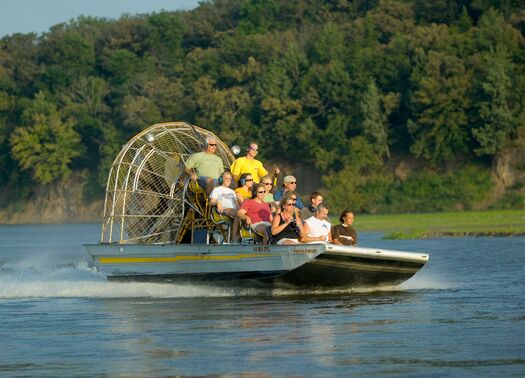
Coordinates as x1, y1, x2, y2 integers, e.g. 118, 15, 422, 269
263, 182, 272, 186
284, 203, 294, 206
257, 190, 266, 194
208, 143, 217, 146
245, 178, 253, 182
288, 182, 297, 184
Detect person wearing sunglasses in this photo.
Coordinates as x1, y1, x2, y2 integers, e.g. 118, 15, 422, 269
260, 175, 276, 203
237, 183, 273, 244
184, 136, 224, 196
230, 142, 280, 184
209, 172, 239, 219
271, 195, 304, 245
234, 173, 254, 205
273, 175, 305, 209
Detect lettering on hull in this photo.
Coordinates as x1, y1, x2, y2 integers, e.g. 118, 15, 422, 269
292, 248, 318, 254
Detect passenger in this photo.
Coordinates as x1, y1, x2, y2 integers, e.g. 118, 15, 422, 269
331, 210, 357, 246
184, 136, 224, 196
300, 191, 324, 220
230, 142, 280, 183
261, 175, 278, 214
234, 173, 254, 205
210, 171, 242, 242
273, 175, 305, 209
261, 175, 276, 203
209, 172, 239, 219
271, 197, 304, 245
301, 204, 332, 243
283, 191, 301, 215
237, 183, 273, 244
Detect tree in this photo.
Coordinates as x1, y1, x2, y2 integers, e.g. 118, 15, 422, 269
259, 97, 304, 156
407, 50, 472, 165
10, 92, 82, 184
193, 76, 252, 143
121, 95, 162, 131
145, 12, 185, 69
237, 0, 280, 35
323, 137, 392, 213
255, 61, 293, 100
61, 76, 109, 119
300, 60, 354, 121
40, 28, 96, 88
360, 79, 399, 159
472, 45, 519, 155
312, 23, 346, 64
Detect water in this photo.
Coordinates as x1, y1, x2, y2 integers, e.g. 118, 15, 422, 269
0, 224, 524, 377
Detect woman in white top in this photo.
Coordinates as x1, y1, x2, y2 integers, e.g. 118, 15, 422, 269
209, 172, 239, 218
301, 204, 332, 243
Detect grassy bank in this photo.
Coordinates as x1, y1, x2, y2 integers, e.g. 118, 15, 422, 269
349, 209, 525, 239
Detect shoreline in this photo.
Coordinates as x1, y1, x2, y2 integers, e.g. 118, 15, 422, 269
2, 209, 524, 240
352, 209, 525, 240
383, 230, 525, 239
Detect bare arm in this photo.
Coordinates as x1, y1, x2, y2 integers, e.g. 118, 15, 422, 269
184, 166, 197, 181
271, 214, 289, 236
299, 223, 325, 243
236, 192, 245, 205
237, 208, 251, 225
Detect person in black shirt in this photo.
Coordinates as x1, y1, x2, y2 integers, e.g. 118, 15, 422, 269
331, 210, 357, 246
271, 195, 304, 245
300, 191, 324, 220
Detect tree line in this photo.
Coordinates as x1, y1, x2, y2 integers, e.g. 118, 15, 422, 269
0, 0, 524, 213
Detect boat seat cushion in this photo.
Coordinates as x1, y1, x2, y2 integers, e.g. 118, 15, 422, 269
211, 206, 233, 224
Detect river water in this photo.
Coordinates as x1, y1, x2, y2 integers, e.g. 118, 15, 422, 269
0, 223, 523, 377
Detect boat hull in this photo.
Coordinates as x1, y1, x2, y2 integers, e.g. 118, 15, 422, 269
85, 243, 429, 289
275, 245, 428, 288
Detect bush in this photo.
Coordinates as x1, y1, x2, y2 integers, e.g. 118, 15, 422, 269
384, 165, 492, 212
490, 192, 525, 209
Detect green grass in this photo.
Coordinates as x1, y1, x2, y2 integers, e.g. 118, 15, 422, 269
344, 209, 525, 239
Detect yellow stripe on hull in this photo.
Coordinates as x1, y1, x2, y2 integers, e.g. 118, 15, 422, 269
98, 254, 277, 264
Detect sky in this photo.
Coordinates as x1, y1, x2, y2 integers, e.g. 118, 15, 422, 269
0, 0, 202, 38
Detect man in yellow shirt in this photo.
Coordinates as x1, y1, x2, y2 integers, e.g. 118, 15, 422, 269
230, 142, 279, 184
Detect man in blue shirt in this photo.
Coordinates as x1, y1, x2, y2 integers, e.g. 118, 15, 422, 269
274, 175, 305, 209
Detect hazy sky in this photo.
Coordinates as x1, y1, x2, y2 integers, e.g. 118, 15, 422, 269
0, 0, 202, 38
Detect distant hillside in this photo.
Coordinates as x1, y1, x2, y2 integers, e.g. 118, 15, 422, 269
0, 0, 524, 223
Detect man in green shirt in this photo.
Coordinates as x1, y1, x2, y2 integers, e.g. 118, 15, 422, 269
184, 136, 225, 195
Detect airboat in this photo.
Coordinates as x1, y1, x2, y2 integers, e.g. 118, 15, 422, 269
84, 121, 429, 288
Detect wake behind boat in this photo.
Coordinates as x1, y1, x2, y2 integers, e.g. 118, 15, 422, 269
85, 121, 428, 288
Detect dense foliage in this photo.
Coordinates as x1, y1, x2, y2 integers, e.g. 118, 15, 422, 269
1, 0, 524, 213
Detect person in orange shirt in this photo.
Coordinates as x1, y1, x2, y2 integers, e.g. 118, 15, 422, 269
234, 173, 254, 205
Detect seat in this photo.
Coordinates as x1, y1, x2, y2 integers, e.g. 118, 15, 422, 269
188, 180, 205, 193
210, 206, 233, 244
240, 222, 264, 244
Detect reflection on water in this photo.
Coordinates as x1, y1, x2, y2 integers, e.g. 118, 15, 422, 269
0, 224, 524, 376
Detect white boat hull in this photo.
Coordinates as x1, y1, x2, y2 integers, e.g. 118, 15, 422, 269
85, 243, 429, 288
